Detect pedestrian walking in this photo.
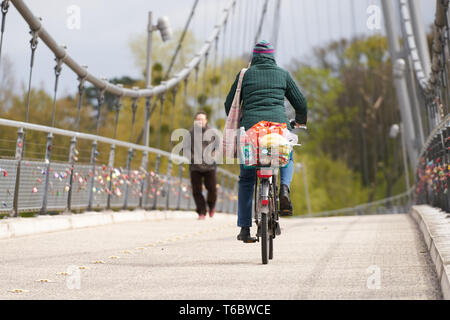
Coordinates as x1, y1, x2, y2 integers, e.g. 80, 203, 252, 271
189, 111, 219, 220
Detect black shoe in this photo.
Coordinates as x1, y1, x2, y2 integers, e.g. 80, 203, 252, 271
279, 184, 293, 216
237, 227, 257, 243
257, 221, 281, 237
256, 225, 262, 237
274, 221, 281, 235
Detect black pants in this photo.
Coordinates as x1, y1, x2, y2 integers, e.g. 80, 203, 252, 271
190, 169, 217, 215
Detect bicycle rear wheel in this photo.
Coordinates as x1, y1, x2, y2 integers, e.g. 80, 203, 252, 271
261, 212, 269, 264
269, 236, 273, 260
269, 176, 276, 260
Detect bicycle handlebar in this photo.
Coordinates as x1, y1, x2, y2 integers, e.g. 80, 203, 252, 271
290, 120, 307, 133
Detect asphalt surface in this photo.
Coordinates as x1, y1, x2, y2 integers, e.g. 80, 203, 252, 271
0, 212, 442, 299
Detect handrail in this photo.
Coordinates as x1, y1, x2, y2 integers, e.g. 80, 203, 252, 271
0, 117, 239, 179
0, 118, 186, 162
418, 114, 450, 161
10, 0, 237, 98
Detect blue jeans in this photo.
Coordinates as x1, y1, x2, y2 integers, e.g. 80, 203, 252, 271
237, 153, 294, 228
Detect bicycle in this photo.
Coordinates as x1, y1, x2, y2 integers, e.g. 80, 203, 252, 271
249, 121, 306, 264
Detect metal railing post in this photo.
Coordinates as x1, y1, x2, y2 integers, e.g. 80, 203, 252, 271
165, 159, 172, 210
65, 136, 77, 213
176, 164, 183, 210
87, 87, 105, 211
87, 140, 98, 211
40, 132, 53, 215
186, 180, 192, 211
152, 154, 161, 210
139, 97, 151, 209
106, 144, 115, 210
11, 127, 24, 217
218, 173, 225, 212
123, 147, 134, 210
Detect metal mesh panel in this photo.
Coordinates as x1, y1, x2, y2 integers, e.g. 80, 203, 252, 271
70, 164, 91, 210
0, 156, 238, 214
17, 160, 47, 211
179, 178, 190, 210
0, 159, 18, 213
216, 185, 224, 212
168, 178, 181, 210
156, 175, 169, 209
141, 176, 151, 209
46, 162, 71, 211
123, 169, 142, 209
108, 167, 127, 209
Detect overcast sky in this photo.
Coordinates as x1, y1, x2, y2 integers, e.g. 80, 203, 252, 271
0, 0, 436, 96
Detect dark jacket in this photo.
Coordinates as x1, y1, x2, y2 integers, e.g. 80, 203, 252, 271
188, 124, 218, 172
224, 55, 308, 131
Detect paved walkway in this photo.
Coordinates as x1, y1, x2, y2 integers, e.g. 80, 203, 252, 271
0, 213, 442, 299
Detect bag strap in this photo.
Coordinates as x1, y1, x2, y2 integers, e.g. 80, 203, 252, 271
236, 68, 248, 119
236, 68, 247, 92
232, 68, 247, 106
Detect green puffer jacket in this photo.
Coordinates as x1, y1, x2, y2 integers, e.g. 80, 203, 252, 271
224, 55, 308, 131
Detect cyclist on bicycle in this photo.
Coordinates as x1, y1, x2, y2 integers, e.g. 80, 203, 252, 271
224, 40, 308, 243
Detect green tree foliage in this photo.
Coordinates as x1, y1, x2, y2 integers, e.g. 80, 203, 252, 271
291, 35, 410, 211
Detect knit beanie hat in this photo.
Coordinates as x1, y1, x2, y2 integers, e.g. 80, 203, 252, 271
253, 40, 275, 57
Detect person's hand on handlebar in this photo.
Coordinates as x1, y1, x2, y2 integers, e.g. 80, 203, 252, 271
290, 120, 307, 130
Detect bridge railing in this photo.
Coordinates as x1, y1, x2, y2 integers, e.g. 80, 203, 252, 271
0, 118, 238, 216
301, 188, 414, 218
401, 0, 450, 212
415, 115, 450, 212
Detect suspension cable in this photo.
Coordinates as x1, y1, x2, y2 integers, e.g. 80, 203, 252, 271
241, 0, 250, 55
0, 0, 9, 71
75, 66, 88, 131
113, 93, 123, 140
156, 93, 166, 149
182, 76, 189, 128
194, 65, 199, 112
220, 18, 228, 105
314, 0, 321, 44
21, 26, 40, 158
226, 2, 236, 82
95, 86, 106, 136
254, 0, 269, 44
288, 0, 302, 56
169, 85, 178, 147
272, 0, 282, 50
352, 0, 359, 38
129, 97, 139, 143
25, 28, 39, 124
164, 0, 199, 80
201, 51, 208, 108
300, 0, 311, 47
212, 36, 219, 114
50, 54, 65, 127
